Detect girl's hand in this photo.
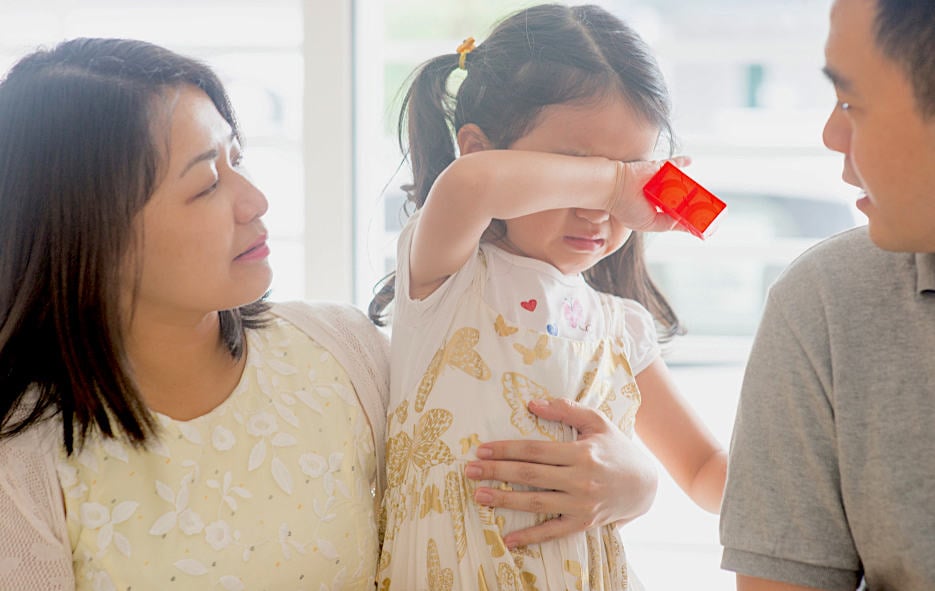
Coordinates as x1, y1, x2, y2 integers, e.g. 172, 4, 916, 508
464, 398, 658, 548
608, 155, 692, 232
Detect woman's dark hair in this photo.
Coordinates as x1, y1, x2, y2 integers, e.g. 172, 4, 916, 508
873, 0, 935, 117
369, 3, 681, 341
0, 38, 268, 453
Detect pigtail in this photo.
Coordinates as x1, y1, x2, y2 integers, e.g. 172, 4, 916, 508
369, 53, 462, 326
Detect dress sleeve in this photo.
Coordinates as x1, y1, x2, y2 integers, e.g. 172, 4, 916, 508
0, 422, 74, 590
620, 299, 661, 376
393, 209, 481, 326
719, 283, 862, 591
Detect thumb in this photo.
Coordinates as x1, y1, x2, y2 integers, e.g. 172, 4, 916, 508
527, 398, 612, 436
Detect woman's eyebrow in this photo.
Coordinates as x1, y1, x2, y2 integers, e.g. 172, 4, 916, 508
179, 131, 237, 178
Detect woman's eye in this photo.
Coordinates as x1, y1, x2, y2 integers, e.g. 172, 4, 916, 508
196, 180, 219, 198
231, 152, 244, 168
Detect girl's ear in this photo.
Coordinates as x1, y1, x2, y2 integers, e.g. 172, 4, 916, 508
456, 123, 493, 156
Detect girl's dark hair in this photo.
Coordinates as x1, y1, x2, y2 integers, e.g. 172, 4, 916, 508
873, 0, 935, 117
0, 38, 268, 453
369, 3, 681, 340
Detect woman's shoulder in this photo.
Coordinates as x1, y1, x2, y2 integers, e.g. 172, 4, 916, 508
0, 417, 62, 510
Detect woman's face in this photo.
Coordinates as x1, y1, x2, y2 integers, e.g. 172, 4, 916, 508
130, 85, 271, 323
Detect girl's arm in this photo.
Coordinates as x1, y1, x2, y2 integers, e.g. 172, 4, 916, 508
634, 358, 727, 513
410, 149, 621, 299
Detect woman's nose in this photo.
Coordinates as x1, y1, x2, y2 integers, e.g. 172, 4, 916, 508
234, 178, 269, 223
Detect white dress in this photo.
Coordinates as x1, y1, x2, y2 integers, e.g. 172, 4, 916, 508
380, 213, 659, 590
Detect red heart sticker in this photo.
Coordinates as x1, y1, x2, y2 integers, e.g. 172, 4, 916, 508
520, 299, 537, 312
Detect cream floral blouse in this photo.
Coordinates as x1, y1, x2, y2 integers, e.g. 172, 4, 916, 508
57, 317, 379, 591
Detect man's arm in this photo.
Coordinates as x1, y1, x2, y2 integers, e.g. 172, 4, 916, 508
738, 575, 834, 591
720, 262, 863, 591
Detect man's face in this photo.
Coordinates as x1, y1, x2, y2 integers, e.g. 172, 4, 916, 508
822, 0, 935, 252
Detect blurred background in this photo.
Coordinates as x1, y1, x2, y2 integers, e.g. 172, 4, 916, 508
0, 1, 861, 588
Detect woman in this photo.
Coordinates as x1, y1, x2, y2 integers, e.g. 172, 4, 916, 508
0, 38, 658, 589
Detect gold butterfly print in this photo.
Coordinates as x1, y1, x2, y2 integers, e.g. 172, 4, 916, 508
494, 314, 519, 337
483, 528, 507, 558
427, 538, 454, 591
444, 471, 467, 560
420, 483, 443, 518
478, 566, 492, 591
416, 327, 492, 412
610, 342, 634, 376
386, 408, 455, 488
460, 432, 482, 454
495, 563, 526, 591
391, 400, 409, 427
564, 559, 584, 591
513, 334, 552, 365
501, 372, 557, 440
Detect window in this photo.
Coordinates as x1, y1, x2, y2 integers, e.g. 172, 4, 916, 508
0, 0, 306, 300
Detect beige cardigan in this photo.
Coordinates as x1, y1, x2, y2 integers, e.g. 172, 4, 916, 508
0, 301, 390, 590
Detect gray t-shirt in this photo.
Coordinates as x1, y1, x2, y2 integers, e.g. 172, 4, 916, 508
720, 227, 935, 591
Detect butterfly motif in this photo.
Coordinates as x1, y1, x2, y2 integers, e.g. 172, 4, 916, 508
460, 432, 482, 454
564, 559, 584, 591
427, 538, 454, 591
420, 483, 443, 518
494, 314, 519, 337
483, 529, 508, 559
501, 372, 556, 440
513, 334, 552, 365
610, 347, 634, 376
386, 408, 455, 487
444, 471, 467, 560
391, 400, 409, 426
562, 297, 585, 329
416, 327, 491, 412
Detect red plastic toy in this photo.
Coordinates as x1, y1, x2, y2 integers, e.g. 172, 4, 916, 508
642, 161, 727, 239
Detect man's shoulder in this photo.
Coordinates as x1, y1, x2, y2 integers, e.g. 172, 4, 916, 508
773, 225, 913, 296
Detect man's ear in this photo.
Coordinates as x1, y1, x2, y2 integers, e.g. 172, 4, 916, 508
456, 123, 493, 156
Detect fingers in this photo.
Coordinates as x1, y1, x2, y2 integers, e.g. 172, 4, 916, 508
465, 458, 568, 488
612, 156, 693, 233
502, 513, 583, 549
474, 435, 577, 466
525, 398, 613, 437
470, 488, 593, 548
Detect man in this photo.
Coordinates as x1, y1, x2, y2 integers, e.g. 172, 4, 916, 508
719, 0, 935, 589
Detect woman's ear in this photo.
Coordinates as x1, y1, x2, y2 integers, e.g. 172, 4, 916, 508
456, 123, 492, 156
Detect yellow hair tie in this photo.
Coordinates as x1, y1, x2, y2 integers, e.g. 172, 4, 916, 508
456, 37, 476, 70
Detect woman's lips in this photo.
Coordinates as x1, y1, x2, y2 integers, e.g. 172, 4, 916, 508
235, 235, 270, 261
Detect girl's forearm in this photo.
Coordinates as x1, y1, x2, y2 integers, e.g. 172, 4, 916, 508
431, 149, 618, 222
689, 449, 728, 514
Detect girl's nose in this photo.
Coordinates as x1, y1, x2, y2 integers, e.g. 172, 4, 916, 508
575, 208, 610, 224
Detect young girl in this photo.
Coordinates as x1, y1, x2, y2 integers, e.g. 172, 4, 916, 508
370, 4, 727, 589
